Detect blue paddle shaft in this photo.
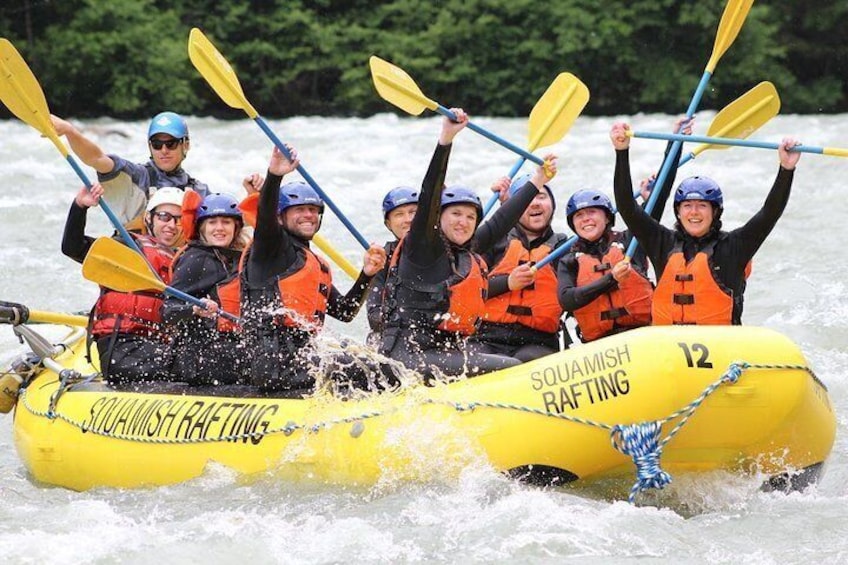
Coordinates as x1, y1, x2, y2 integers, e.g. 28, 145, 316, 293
625, 70, 712, 258
482, 156, 528, 216
533, 234, 578, 270
165, 286, 240, 323
66, 155, 146, 258
633, 131, 821, 154
254, 116, 370, 250
631, 151, 697, 198
436, 105, 544, 166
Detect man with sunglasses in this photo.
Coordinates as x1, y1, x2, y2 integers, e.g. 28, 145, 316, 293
61, 184, 185, 384
51, 112, 209, 231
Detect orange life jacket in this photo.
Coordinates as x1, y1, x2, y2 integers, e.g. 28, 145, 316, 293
91, 234, 174, 338
652, 239, 750, 326
572, 242, 653, 341
383, 237, 488, 336
482, 236, 563, 333
216, 242, 333, 334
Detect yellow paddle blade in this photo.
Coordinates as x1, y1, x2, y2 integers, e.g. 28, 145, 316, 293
527, 72, 590, 150
313, 233, 359, 280
0, 38, 66, 154
697, 81, 780, 153
188, 28, 258, 118
369, 56, 437, 116
82, 238, 165, 294
706, 0, 755, 72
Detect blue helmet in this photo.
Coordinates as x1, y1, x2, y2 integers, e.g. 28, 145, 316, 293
508, 174, 533, 197
509, 173, 556, 209
196, 193, 242, 222
382, 186, 419, 218
441, 185, 483, 219
566, 189, 616, 230
278, 181, 324, 214
148, 111, 188, 140
674, 176, 723, 209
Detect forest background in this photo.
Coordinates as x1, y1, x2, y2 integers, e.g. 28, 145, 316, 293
1, 0, 846, 119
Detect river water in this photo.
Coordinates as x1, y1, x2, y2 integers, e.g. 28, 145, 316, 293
1, 113, 847, 563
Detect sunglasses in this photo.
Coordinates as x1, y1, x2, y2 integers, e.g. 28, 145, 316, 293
152, 211, 182, 223
149, 138, 184, 150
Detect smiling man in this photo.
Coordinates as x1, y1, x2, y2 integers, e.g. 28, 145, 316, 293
51, 112, 209, 230
61, 184, 185, 384
240, 146, 389, 392
366, 186, 419, 346
610, 121, 801, 326
471, 174, 571, 361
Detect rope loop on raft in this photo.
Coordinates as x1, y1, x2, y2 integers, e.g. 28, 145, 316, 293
610, 421, 672, 503
609, 361, 750, 503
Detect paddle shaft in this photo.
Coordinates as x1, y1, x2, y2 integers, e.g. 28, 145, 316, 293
164, 285, 241, 324
627, 0, 753, 258
482, 157, 526, 215
632, 131, 846, 156
313, 234, 359, 280
630, 146, 701, 199
436, 105, 544, 166
625, 71, 712, 259
253, 117, 370, 249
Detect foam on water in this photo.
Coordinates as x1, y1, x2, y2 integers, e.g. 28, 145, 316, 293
2, 114, 848, 562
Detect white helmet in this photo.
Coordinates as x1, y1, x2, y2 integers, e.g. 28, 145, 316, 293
146, 187, 186, 212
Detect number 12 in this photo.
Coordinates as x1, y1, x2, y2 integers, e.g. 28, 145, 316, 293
677, 342, 713, 368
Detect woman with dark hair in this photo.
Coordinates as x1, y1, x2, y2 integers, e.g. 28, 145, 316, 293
380, 109, 557, 380
610, 121, 801, 325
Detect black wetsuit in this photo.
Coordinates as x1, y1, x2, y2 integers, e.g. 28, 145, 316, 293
163, 242, 244, 385
62, 202, 173, 384
243, 173, 391, 392
613, 148, 794, 324
380, 142, 538, 379
471, 224, 571, 361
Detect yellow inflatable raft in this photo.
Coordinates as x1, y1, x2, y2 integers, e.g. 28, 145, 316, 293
7, 324, 836, 497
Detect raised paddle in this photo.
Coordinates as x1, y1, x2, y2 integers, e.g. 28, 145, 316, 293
533, 79, 775, 273
679, 81, 780, 166
626, 0, 755, 260
369, 56, 547, 166
632, 81, 781, 197
82, 237, 241, 324
187, 28, 370, 253
0, 301, 88, 327
630, 131, 848, 157
0, 38, 146, 260
481, 72, 590, 216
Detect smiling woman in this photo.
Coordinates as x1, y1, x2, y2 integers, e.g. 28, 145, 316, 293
379, 110, 559, 379
611, 122, 802, 326
163, 192, 247, 385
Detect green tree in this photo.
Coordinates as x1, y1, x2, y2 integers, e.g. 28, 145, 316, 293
32, 0, 201, 118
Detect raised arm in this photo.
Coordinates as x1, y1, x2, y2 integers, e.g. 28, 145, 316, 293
731, 137, 799, 257
406, 109, 468, 265
252, 145, 300, 265
51, 115, 116, 174
61, 184, 102, 263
